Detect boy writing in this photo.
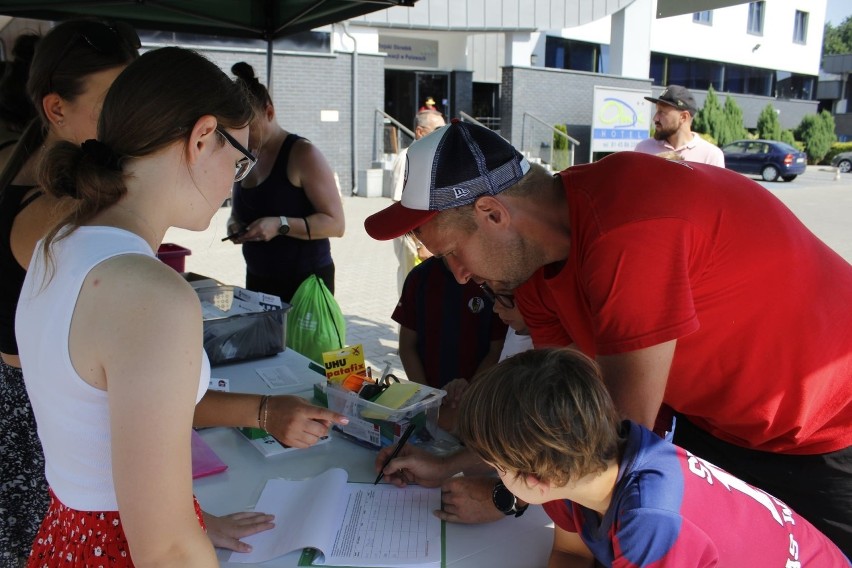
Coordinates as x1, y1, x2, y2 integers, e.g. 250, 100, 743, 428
455, 348, 850, 567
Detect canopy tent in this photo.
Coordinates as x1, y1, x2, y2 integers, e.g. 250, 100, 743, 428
0, 0, 417, 98
0, 1, 416, 40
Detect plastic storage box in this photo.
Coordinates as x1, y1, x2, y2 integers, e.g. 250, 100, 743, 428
196, 286, 291, 365
156, 243, 191, 272
322, 381, 446, 449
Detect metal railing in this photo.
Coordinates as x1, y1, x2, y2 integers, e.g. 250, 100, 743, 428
520, 112, 580, 170
373, 108, 415, 164
459, 111, 501, 135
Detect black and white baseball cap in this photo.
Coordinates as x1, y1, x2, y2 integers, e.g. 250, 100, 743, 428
364, 119, 530, 240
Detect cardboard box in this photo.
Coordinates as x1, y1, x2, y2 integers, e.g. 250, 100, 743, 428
196, 286, 291, 365
322, 381, 446, 449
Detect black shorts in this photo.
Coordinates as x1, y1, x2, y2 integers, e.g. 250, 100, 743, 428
246, 262, 335, 305
673, 414, 852, 557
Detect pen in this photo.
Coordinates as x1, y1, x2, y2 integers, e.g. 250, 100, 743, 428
374, 422, 416, 485
221, 229, 248, 242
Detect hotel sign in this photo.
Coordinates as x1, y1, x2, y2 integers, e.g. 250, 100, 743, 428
591, 86, 652, 153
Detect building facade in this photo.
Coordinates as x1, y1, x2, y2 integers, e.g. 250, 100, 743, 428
0, 0, 828, 191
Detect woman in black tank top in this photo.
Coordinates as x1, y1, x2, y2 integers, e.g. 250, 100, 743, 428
226, 62, 345, 303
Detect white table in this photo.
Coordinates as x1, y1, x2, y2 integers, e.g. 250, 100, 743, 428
195, 349, 554, 567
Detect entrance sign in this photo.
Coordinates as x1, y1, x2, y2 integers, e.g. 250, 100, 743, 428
591, 86, 651, 153
380, 35, 439, 69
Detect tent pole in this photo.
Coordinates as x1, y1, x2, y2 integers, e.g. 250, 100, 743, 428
342, 22, 358, 195
266, 39, 273, 90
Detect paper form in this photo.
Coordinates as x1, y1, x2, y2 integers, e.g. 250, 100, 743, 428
329, 485, 439, 563
231, 468, 442, 567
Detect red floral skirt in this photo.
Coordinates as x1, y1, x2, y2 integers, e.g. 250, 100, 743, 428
27, 489, 205, 567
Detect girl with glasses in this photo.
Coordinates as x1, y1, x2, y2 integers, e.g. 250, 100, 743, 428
1, 21, 347, 564
16, 45, 254, 567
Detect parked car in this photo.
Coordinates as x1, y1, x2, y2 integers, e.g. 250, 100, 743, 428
721, 139, 807, 182
832, 151, 852, 174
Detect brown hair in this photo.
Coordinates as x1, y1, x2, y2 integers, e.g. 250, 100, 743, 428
456, 348, 623, 486
38, 46, 252, 258
0, 19, 139, 198
231, 61, 272, 112
27, 19, 139, 128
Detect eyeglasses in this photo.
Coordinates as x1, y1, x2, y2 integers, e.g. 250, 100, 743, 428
480, 283, 515, 309
47, 21, 141, 93
216, 127, 257, 182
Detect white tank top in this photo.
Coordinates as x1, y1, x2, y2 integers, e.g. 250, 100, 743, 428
16, 226, 209, 511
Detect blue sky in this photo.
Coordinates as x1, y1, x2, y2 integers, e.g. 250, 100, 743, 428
825, 0, 852, 25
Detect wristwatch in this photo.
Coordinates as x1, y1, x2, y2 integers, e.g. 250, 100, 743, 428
277, 216, 290, 236
492, 481, 528, 517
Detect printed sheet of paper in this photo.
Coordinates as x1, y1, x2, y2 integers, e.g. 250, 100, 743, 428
231, 468, 442, 567
324, 483, 441, 566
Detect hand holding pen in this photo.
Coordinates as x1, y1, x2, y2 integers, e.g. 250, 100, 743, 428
374, 423, 417, 485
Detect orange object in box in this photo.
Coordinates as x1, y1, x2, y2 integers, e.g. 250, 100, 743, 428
340, 372, 374, 394
156, 243, 191, 272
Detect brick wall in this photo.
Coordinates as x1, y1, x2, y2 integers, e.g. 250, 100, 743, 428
200, 49, 384, 195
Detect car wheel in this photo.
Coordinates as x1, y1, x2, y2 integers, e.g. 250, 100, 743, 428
839, 159, 852, 174
781, 175, 797, 182
761, 165, 779, 182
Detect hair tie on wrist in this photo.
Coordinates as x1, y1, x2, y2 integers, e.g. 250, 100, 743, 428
81, 139, 123, 171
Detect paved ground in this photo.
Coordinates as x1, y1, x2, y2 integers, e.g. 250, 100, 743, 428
165, 165, 852, 377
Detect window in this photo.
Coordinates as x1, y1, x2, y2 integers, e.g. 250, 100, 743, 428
544, 36, 601, 73
693, 11, 712, 25
793, 11, 808, 44
747, 1, 764, 35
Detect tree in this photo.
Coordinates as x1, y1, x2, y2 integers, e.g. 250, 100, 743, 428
780, 129, 797, 147
717, 95, 748, 147
552, 124, 571, 171
823, 16, 852, 57
756, 104, 782, 141
693, 86, 725, 141
795, 111, 837, 163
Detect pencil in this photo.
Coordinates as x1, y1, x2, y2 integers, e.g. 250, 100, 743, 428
374, 422, 417, 485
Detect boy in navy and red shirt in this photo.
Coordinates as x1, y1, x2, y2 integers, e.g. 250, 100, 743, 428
456, 348, 850, 567
392, 255, 506, 390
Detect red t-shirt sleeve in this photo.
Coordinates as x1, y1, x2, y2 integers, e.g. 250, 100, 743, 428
542, 500, 579, 532
581, 218, 702, 355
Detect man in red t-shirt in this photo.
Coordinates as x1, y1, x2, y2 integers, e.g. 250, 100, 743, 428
364, 121, 852, 554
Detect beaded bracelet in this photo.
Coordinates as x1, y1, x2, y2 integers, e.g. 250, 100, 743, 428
258, 395, 271, 430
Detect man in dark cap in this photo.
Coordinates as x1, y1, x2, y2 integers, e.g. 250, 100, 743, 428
365, 120, 851, 555
635, 84, 725, 166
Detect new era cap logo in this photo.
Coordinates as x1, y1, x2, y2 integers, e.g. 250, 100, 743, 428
453, 187, 470, 199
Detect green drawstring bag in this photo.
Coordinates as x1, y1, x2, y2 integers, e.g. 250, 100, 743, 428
287, 274, 346, 364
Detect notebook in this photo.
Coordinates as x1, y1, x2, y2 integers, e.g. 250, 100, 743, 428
230, 468, 443, 567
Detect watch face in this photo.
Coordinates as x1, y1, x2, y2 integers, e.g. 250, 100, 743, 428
492, 482, 516, 513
